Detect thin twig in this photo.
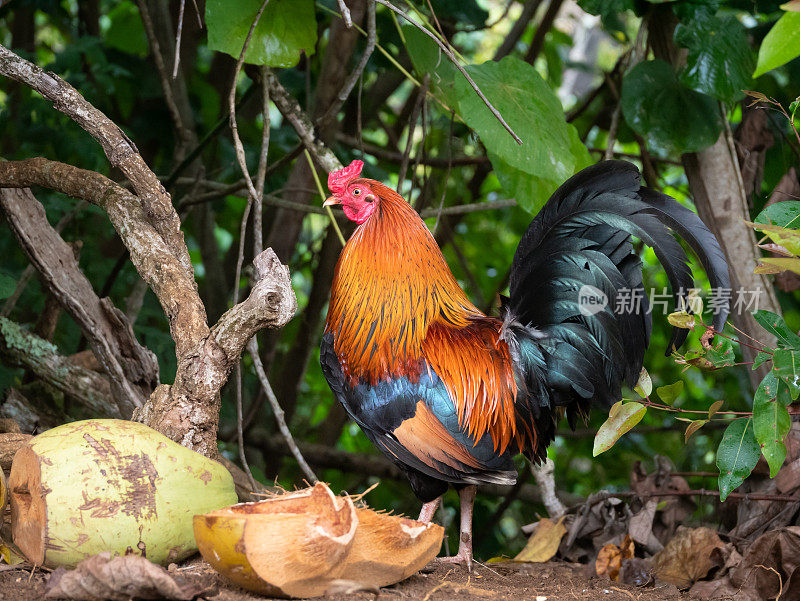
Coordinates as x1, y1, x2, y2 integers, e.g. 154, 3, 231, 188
431, 111, 455, 234
253, 67, 271, 256
576, 489, 800, 509
166, 85, 258, 189
374, 0, 522, 144
248, 338, 318, 483
318, 0, 377, 129
172, 0, 185, 78
136, 0, 190, 152
398, 75, 429, 193
190, 0, 202, 27
228, 0, 271, 203
234, 364, 257, 489
305, 149, 346, 246
338, 133, 488, 166
227, 0, 271, 488
337, 0, 353, 27
264, 69, 343, 173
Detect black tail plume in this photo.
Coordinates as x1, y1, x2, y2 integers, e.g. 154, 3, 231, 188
508, 161, 731, 420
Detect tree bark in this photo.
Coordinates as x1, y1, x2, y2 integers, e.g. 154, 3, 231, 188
682, 132, 780, 386
648, 10, 780, 389
0, 316, 118, 418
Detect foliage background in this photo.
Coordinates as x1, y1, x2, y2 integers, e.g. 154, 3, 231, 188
1, 0, 800, 559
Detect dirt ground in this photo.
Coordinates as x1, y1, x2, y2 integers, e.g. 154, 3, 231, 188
0, 559, 694, 601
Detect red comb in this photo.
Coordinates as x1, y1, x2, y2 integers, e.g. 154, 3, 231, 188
328, 160, 364, 195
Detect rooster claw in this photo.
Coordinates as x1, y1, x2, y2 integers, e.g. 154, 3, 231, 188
433, 549, 473, 572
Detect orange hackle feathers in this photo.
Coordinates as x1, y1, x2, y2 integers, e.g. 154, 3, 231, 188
325, 181, 520, 453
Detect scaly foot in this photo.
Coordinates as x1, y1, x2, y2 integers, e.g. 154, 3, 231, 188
434, 531, 473, 571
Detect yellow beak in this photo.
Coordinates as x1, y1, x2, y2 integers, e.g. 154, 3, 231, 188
323, 196, 340, 207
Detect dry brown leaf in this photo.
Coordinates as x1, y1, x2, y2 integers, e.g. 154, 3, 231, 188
596, 536, 633, 582
689, 577, 757, 601
0, 542, 26, 566
629, 500, 663, 554
730, 526, 800, 599
44, 553, 205, 601
514, 516, 566, 563
596, 543, 623, 581
652, 526, 724, 589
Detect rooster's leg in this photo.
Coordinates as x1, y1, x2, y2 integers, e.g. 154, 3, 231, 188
418, 497, 441, 523
437, 485, 476, 570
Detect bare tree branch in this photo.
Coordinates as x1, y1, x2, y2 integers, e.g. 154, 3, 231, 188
0, 43, 192, 277
136, 248, 295, 453
337, 133, 489, 166
1, 199, 86, 317
337, 0, 354, 28
0, 316, 119, 418
136, 0, 190, 153
0, 158, 296, 455
0, 187, 158, 416
0, 158, 208, 361
248, 337, 318, 483
318, 0, 377, 129
264, 69, 343, 173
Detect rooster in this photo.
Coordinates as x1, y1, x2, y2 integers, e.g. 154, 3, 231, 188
320, 159, 729, 567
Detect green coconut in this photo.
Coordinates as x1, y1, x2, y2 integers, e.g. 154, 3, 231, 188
9, 419, 237, 568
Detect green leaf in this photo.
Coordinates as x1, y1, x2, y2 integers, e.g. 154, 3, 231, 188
206, 0, 317, 67
455, 57, 591, 215
754, 11, 800, 78
756, 261, 790, 274
753, 351, 772, 370
753, 372, 790, 477
667, 311, 695, 329
706, 337, 735, 368
635, 367, 652, 398
656, 381, 684, 405
708, 400, 724, 419
779, 380, 794, 405
674, 11, 754, 103
593, 401, 647, 456
749, 221, 800, 256
755, 200, 800, 229
759, 257, 800, 275
403, 25, 462, 108
621, 60, 722, 155
717, 418, 760, 501
772, 349, 800, 399
685, 419, 708, 443
578, 0, 635, 35
0, 272, 16, 300
753, 310, 800, 348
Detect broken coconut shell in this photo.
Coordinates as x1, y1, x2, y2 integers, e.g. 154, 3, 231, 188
194, 482, 358, 598
10, 419, 237, 568
195, 483, 443, 598
339, 507, 443, 587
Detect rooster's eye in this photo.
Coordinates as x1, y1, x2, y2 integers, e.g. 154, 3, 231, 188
352, 188, 361, 196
